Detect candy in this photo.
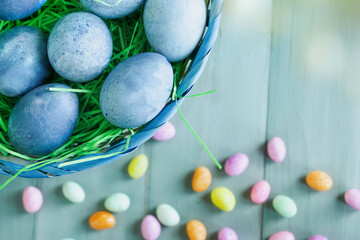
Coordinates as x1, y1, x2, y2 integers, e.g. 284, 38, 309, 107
308, 235, 328, 240
217, 227, 238, 240
128, 154, 149, 179
250, 180, 271, 204
211, 187, 236, 212
306, 171, 333, 191
192, 166, 212, 192
272, 195, 297, 218
224, 153, 249, 176
22, 186, 43, 213
344, 189, 360, 210
152, 122, 176, 141
269, 231, 295, 240
267, 137, 286, 162
141, 215, 161, 240
62, 181, 85, 203
104, 193, 130, 212
89, 211, 116, 230
186, 220, 207, 240
156, 203, 180, 227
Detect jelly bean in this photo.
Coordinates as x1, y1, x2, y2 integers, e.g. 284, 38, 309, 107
156, 203, 180, 227
218, 227, 238, 240
250, 180, 271, 204
308, 235, 328, 240
267, 137, 286, 162
272, 195, 297, 218
152, 122, 176, 141
141, 215, 161, 240
224, 153, 249, 176
211, 187, 236, 212
192, 166, 212, 192
306, 171, 333, 191
344, 188, 360, 210
62, 181, 85, 203
186, 220, 207, 240
269, 231, 295, 240
22, 186, 43, 213
128, 154, 149, 179
89, 211, 116, 230
104, 193, 130, 213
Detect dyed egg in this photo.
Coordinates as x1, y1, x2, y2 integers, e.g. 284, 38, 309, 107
250, 180, 271, 204
272, 195, 297, 218
267, 137, 286, 162
141, 215, 161, 240
62, 181, 85, 203
308, 235, 328, 240
344, 189, 360, 210
0, 26, 51, 97
217, 227, 238, 240
143, 0, 207, 62
22, 186, 43, 213
306, 171, 333, 191
8, 83, 79, 156
211, 187, 236, 212
269, 231, 295, 240
152, 122, 176, 141
100, 52, 173, 128
0, 0, 47, 21
156, 203, 180, 227
81, 0, 145, 19
186, 220, 207, 240
128, 154, 149, 179
192, 166, 212, 192
48, 12, 112, 82
104, 193, 130, 212
224, 153, 249, 176
89, 211, 116, 230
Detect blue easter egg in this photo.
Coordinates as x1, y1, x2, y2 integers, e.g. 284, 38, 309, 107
0, 0, 47, 21
80, 0, 145, 19
8, 83, 79, 157
47, 12, 113, 83
100, 52, 173, 128
0, 26, 51, 97
143, 0, 207, 62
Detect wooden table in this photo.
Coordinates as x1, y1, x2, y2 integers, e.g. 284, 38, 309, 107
1, 0, 360, 239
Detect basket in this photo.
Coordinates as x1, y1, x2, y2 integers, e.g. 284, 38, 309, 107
0, 0, 224, 179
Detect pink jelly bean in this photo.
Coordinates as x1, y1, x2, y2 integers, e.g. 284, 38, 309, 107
141, 215, 161, 240
250, 180, 271, 204
269, 231, 295, 240
224, 153, 249, 176
344, 188, 360, 210
218, 227, 238, 240
267, 137, 286, 162
22, 186, 43, 213
152, 122, 176, 141
308, 235, 328, 240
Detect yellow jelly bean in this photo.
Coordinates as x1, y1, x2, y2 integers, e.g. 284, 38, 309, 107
128, 154, 149, 179
211, 187, 236, 212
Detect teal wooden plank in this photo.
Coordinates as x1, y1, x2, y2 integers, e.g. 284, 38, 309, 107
263, 0, 360, 238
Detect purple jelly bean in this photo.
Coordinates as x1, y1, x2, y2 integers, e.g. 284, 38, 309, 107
224, 153, 249, 176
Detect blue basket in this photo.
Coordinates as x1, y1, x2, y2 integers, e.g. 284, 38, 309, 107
0, 0, 224, 178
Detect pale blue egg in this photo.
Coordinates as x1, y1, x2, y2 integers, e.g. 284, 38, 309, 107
0, 0, 47, 21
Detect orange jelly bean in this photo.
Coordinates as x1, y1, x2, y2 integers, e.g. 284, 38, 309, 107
186, 219, 207, 240
192, 166, 212, 192
89, 211, 116, 230
306, 171, 333, 191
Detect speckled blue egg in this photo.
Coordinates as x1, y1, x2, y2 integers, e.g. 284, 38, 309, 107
0, 26, 51, 97
80, 0, 145, 19
0, 0, 47, 21
100, 52, 173, 128
47, 12, 113, 82
8, 83, 79, 157
143, 0, 207, 62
